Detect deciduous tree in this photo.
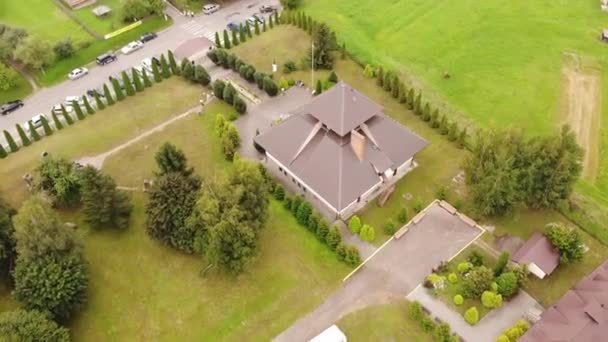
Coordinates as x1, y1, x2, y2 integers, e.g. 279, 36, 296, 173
0, 309, 70, 341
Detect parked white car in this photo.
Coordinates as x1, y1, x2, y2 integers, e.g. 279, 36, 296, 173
31, 114, 47, 129
121, 41, 143, 55
202, 4, 220, 14
52, 104, 73, 114
64, 96, 84, 107
141, 57, 160, 73
68, 67, 88, 80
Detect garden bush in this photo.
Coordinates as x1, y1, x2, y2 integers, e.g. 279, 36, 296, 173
363, 64, 375, 78
448, 273, 458, 284
273, 185, 285, 200
263, 76, 279, 96
496, 272, 519, 297
359, 224, 375, 242
315, 218, 329, 241
283, 60, 297, 73
307, 213, 319, 232
494, 251, 510, 277
481, 291, 503, 309
283, 196, 292, 210
348, 215, 362, 234
464, 307, 479, 325
467, 250, 485, 267
290, 196, 303, 215
462, 266, 493, 298
397, 207, 408, 224
326, 225, 342, 250
408, 301, 423, 321
344, 245, 361, 267
233, 96, 247, 114
420, 317, 436, 333
336, 243, 347, 261
383, 219, 397, 235
213, 80, 226, 99
453, 294, 464, 305
457, 262, 471, 274
296, 201, 313, 225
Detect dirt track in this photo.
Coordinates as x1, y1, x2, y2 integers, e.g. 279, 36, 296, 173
560, 63, 601, 182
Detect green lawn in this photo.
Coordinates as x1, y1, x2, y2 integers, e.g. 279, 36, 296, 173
73, 0, 131, 35
337, 300, 432, 342
0, 0, 93, 44
301, 0, 608, 229
36, 16, 172, 86
0, 68, 33, 103
0, 77, 202, 208
67, 195, 348, 340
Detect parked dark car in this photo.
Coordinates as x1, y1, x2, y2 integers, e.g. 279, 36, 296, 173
259, 5, 277, 13
86, 87, 106, 98
96, 52, 117, 66
227, 21, 240, 31
139, 32, 158, 43
1, 100, 24, 115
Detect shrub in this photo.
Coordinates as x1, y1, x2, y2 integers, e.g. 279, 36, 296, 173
457, 262, 471, 274
328, 71, 338, 83
383, 219, 397, 235
278, 77, 289, 91
103, 84, 115, 105
348, 215, 362, 234
434, 322, 454, 342
72, 101, 85, 120
53, 38, 74, 60
0, 144, 7, 158
397, 207, 408, 224
263, 76, 279, 96
290, 196, 303, 216
545, 223, 584, 264
0, 63, 18, 91
467, 250, 484, 267
448, 273, 458, 284
336, 243, 347, 261
464, 307, 479, 325
283, 60, 297, 73
315, 79, 323, 95
344, 245, 361, 267
51, 112, 63, 131
427, 273, 444, 287
168, 50, 179, 75
151, 60, 162, 82
16, 124, 30, 146
326, 225, 342, 250
122, 71, 135, 96
306, 213, 319, 232
408, 301, 423, 321
316, 218, 330, 241
359, 224, 375, 242
111, 78, 125, 100
496, 272, 519, 297
61, 106, 74, 125
213, 80, 226, 99
194, 65, 211, 86
453, 294, 464, 305
160, 54, 171, 78
0, 309, 70, 341
283, 196, 292, 210
494, 251, 510, 277
296, 201, 313, 226
363, 64, 375, 78
233, 96, 247, 114
448, 122, 459, 142
420, 317, 435, 333
496, 335, 509, 342
436, 186, 447, 201
27, 121, 41, 141
223, 84, 236, 105
207, 49, 219, 64
412, 200, 423, 213
481, 291, 503, 309
221, 123, 240, 161
82, 96, 95, 114
273, 185, 285, 200
462, 266, 494, 298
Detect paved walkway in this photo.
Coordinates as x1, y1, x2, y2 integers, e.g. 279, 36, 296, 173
407, 286, 543, 342
274, 202, 483, 342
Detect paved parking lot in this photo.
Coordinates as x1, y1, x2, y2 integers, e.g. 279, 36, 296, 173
274, 202, 483, 342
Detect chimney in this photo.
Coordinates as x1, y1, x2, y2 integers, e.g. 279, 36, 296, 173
350, 129, 366, 161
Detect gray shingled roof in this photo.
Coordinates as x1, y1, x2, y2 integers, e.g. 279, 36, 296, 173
521, 260, 608, 342
255, 82, 427, 212
293, 81, 383, 136
512, 232, 560, 275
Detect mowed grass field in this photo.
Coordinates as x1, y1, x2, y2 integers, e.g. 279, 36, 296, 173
0, 0, 93, 44
74, 0, 130, 35
301, 0, 608, 200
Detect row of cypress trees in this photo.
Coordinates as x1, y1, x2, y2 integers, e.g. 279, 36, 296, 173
1, 50, 181, 158
214, 11, 281, 49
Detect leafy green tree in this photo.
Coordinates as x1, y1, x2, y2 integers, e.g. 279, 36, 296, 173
3, 130, 18, 152
326, 225, 342, 250
131, 68, 143, 92
13, 252, 88, 320
151, 59, 162, 82
464, 129, 523, 216
545, 223, 584, 264
214, 31, 222, 48
215, 113, 227, 136
223, 83, 236, 105
120, 0, 148, 22
103, 83, 115, 105
223, 29, 232, 49
146, 172, 201, 252
493, 251, 510, 276
0, 200, 15, 275
82, 95, 95, 114
167, 50, 179, 75
0, 309, 70, 341
311, 23, 335, 69
221, 123, 241, 161
155, 142, 194, 176
111, 77, 125, 101
15, 36, 54, 74
182, 60, 194, 81
142, 68, 152, 87
359, 224, 375, 242
15, 124, 30, 147
121, 71, 135, 96
213, 79, 226, 99
348, 215, 362, 234
0, 62, 18, 90
34, 156, 81, 207
263, 76, 279, 96
79, 166, 132, 230
27, 121, 41, 141
51, 112, 63, 130
52, 38, 74, 60
72, 100, 85, 120
433, 322, 454, 342
496, 272, 519, 297
344, 245, 361, 266
462, 266, 494, 298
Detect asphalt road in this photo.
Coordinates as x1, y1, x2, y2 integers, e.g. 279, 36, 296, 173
0, 0, 280, 137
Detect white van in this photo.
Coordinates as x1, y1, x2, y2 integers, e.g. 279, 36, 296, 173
309, 325, 347, 342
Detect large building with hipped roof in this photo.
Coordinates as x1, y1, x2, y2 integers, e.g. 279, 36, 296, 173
254, 81, 427, 219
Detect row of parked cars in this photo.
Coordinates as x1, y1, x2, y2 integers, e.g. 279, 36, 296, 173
226, 6, 277, 32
